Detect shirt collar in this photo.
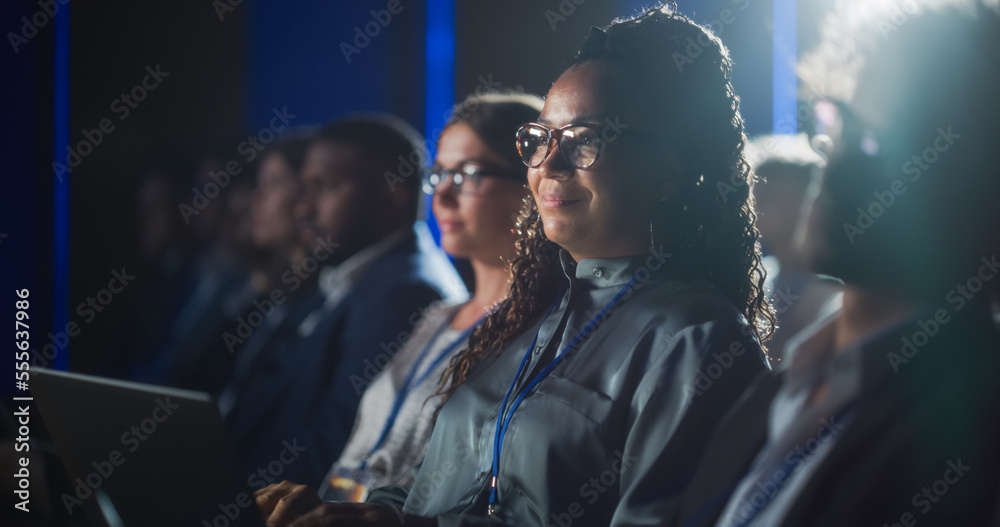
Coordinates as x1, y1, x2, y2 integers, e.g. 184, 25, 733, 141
318, 227, 410, 299
783, 302, 922, 386
782, 307, 842, 381
557, 246, 673, 288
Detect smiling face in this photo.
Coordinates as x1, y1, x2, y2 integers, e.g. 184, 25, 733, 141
432, 123, 525, 263
529, 61, 674, 261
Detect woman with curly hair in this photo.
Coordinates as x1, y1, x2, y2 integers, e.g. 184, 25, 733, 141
258, 4, 774, 526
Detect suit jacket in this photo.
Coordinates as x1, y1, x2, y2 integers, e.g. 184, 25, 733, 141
226, 225, 465, 486
671, 302, 1000, 527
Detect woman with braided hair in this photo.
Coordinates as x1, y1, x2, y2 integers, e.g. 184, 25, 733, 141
258, 4, 774, 526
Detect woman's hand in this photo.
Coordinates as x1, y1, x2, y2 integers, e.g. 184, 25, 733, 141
254, 480, 324, 527
288, 502, 437, 527
255, 482, 437, 527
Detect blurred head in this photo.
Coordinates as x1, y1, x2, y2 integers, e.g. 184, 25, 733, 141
799, 0, 1000, 301
136, 148, 197, 262
251, 130, 314, 251
136, 157, 193, 263
186, 136, 244, 245
745, 134, 825, 266
298, 115, 426, 260
217, 173, 256, 260
184, 139, 256, 259
187, 158, 225, 244
429, 93, 543, 264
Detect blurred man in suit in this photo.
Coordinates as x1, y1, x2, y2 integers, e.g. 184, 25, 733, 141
225, 115, 466, 486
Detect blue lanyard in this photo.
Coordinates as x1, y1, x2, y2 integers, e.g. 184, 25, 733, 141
488, 275, 639, 516
360, 310, 485, 470
720, 399, 859, 527
678, 401, 859, 527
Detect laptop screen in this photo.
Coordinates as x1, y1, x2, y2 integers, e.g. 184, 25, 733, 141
31, 368, 265, 527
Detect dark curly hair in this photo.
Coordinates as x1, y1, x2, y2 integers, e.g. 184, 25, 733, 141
440, 92, 544, 172
439, 3, 776, 401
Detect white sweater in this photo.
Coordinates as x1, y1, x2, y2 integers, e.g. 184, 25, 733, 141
321, 301, 468, 492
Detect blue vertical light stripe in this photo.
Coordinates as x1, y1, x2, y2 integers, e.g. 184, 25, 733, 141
424, 0, 454, 245
772, 0, 797, 133
54, 2, 70, 370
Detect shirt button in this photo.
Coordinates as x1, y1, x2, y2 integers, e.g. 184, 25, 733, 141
593, 268, 606, 278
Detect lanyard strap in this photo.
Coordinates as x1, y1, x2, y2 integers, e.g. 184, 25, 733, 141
488, 276, 638, 516
361, 310, 485, 469
721, 399, 859, 527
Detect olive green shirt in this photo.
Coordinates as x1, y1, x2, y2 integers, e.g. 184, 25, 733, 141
368, 248, 769, 526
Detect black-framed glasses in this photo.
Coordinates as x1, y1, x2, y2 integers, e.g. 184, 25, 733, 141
422, 162, 522, 195
516, 122, 611, 169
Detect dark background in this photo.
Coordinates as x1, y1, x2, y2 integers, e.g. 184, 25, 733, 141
1, 0, 835, 383
0, 2, 841, 525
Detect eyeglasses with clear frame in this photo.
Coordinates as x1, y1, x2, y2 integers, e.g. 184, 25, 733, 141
422, 162, 523, 195
517, 122, 622, 170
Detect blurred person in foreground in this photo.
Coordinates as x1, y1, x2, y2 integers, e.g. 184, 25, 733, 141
255, 92, 543, 519
670, 1, 1000, 525
746, 134, 842, 361
224, 115, 466, 486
